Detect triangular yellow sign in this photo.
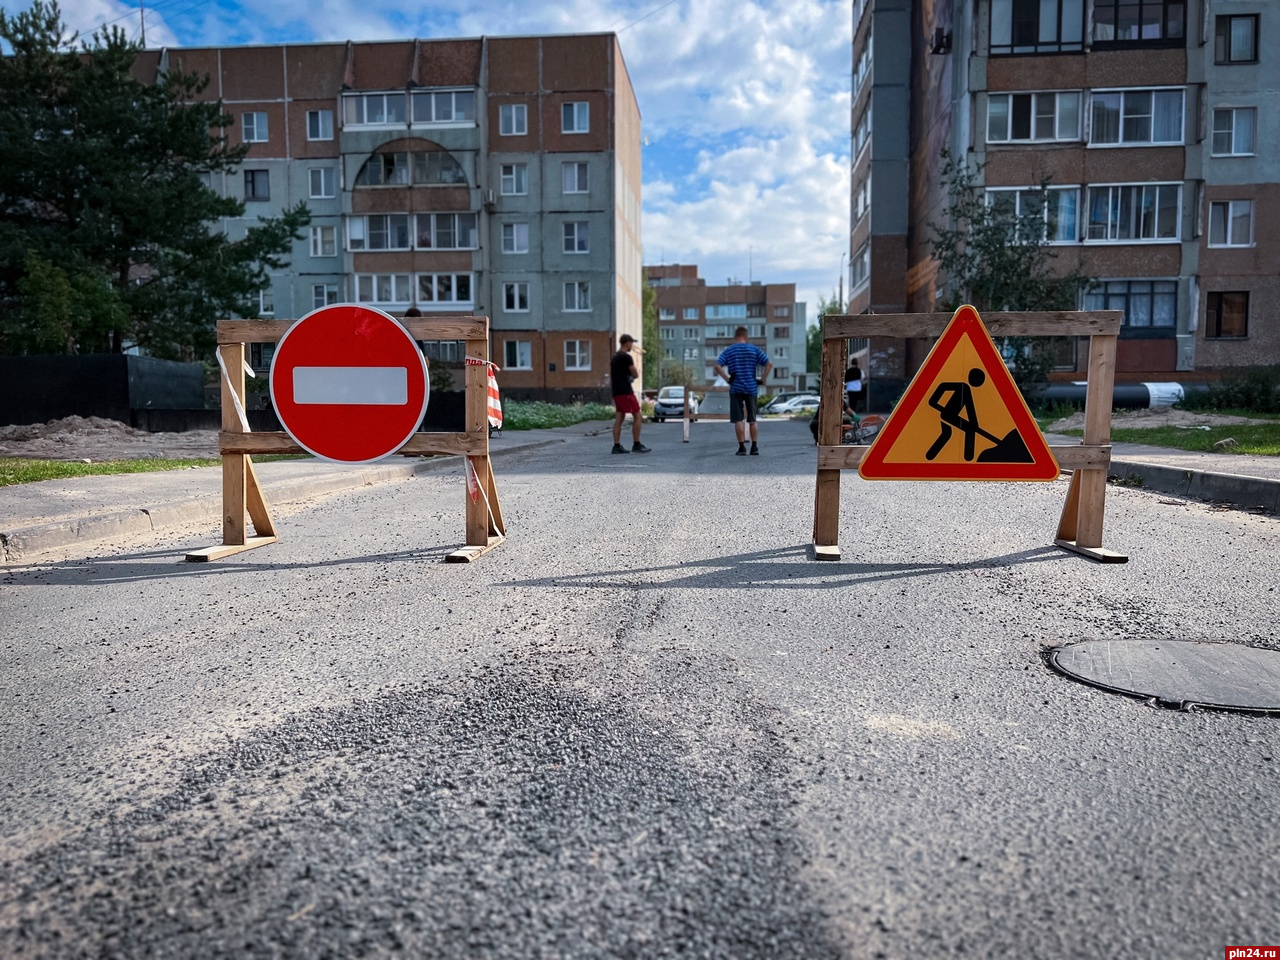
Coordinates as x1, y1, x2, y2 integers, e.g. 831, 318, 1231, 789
859, 305, 1060, 481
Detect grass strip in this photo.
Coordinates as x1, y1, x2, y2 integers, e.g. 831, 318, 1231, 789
1054, 423, 1280, 456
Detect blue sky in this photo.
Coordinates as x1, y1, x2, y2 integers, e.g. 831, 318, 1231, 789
46, 0, 853, 321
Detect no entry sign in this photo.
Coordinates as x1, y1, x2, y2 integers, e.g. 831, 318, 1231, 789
269, 304, 429, 463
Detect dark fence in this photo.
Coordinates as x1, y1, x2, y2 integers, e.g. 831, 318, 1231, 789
0, 355, 204, 427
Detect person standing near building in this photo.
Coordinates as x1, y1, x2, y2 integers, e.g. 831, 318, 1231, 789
845, 363, 864, 413
714, 326, 772, 455
610, 334, 650, 454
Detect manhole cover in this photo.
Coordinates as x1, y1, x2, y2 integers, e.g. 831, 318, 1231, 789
1050, 640, 1280, 713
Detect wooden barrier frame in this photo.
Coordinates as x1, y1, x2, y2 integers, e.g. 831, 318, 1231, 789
185, 316, 504, 563
812, 310, 1127, 564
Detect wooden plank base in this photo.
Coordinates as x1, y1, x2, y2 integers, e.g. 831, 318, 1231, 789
813, 543, 841, 561
1054, 538, 1129, 564
445, 536, 505, 563
185, 536, 278, 562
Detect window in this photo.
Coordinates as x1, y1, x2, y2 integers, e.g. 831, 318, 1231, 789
415, 213, 478, 250
564, 282, 591, 311
773, 368, 789, 380
854, 172, 871, 222
502, 223, 529, 254
773, 346, 789, 359
243, 112, 268, 143
410, 151, 468, 186
562, 162, 589, 193
658, 308, 675, 320
853, 103, 872, 157
683, 327, 700, 339
343, 93, 406, 126
499, 103, 527, 136
853, 28, 872, 97
412, 89, 476, 124
503, 282, 530, 313
1092, 0, 1184, 44
306, 110, 333, 141
505, 340, 533, 368
706, 304, 747, 319
501, 163, 528, 196
987, 92, 1081, 142
852, 242, 870, 289
1085, 183, 1181, 241
244, 169, 269, 201
417, 273, 473, 306
774, 326, 791, 339
564, 340, 591, 370
990, 0, 1084, 55
355, 153, 411, 187
987, 186, 1080, 243
1212, 108, 1256, 156
659, 326, 675, 339
312, 283, 339, 309
683, 307, 699, 319
1215, 15, 1258, 64
309, 225, 337, 257
773, 306, 790, 318
562, 102, 589, 134
563, 221, 589, 253
683, 346, 700, 361
1208, 200, 1253, 247
309, 167, 335, 199
347, 214, 411, 251
356, 273, 412, 304
258, 289, 274, 315
1206, 291, 1248, 338
1083, 279, 1177, 328
1089, 89, 1183, 145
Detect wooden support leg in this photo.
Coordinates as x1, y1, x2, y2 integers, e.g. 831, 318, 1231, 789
813, 469, 842, 560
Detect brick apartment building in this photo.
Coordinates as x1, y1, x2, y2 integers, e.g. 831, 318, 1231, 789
850, 0, 1277, 384
135, 34, 642, 402
645, 265, 810, 390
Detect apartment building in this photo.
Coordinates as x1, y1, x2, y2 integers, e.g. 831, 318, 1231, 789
646, 264, 808, 390
852, 0, 1278, 383
136, 34, 642, 402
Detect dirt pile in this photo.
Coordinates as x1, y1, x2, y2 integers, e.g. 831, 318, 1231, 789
1046, 406, 1272, 432
0, 416, 219, 461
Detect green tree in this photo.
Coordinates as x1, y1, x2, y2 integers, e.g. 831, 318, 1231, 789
809, 291, 842, 374
641, 282, 659, 390
0, 1, 309, 359
928, 148, 1089, 389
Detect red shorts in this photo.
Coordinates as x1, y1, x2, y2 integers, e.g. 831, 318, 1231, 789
613, 393, 640, 416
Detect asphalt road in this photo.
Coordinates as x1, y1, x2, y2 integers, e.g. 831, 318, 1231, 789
2, 419, 1278, 958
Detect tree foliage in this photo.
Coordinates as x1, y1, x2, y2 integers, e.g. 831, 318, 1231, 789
809, 291, 842, 375
0, 1, 309, 359
641, 282, 659, 390
928, 148, 1089, 389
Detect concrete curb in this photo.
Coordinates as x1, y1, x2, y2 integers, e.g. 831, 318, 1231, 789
1108, 458, 1280, 512
0, 437, 566, 562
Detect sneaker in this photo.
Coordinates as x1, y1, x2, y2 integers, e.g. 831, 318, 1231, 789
735, 447, 747, 456
611, 443, 627, 454
750, 445, 759, 455
632, 442, 651, 453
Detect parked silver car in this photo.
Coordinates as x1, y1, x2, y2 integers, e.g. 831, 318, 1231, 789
652, 385, 699, 422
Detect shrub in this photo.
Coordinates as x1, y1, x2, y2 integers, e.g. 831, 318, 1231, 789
1177, 366, 1280, 413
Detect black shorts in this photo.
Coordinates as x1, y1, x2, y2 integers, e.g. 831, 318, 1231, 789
729, 393, 758, 424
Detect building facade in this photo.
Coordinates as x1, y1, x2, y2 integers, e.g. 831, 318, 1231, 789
646, 264, 809, 390
137, 34, 642, 401
852, 0, 1278, 383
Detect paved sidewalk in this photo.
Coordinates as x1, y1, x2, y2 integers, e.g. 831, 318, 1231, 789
0, 426, 596, 562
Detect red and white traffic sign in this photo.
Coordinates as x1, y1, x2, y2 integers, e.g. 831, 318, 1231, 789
269, 304, 429, 463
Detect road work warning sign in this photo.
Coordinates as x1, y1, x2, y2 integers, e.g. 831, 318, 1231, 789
858, 305, 1060, 482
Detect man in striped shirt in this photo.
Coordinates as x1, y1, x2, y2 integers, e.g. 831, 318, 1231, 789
714, 326, 772, 456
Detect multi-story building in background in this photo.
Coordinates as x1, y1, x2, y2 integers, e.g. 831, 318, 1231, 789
137, 34, 642, 402
852, 0, 1277, 388
646, 264, 809, 390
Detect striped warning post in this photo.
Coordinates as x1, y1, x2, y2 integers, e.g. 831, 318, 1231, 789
486, 367, 503, 428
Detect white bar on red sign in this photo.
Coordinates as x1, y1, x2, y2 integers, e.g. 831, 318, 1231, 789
292, 367, 409, 405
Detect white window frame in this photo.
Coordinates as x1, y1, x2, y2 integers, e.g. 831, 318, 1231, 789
562, 102, 589, 134
312, 283, 339, 309
414, 213, 478, 251
682, 307, 699, 320
852, 242, 871, 290
987, 91, 1081, 143
563, 221, 589, 254
683, 327, 700, 339
347, 214, 411, 251
502, 222, 529, 254
411, 88, 476, 125
356, 273, 412, 305
659, 326, 675, 339
343, 92, 406, 127
1085, 183, 1182, 243
564, 339, 591, 370
773, 306, 791, 318
306, 109, 333, 141
658, 308, 675, 320
258, 289, 274, 315
503, 282, 530, 313
1208, 200, 1254, 248
986, 186, 1081, 244
309, 225, 337, 258
1212, 107, 1256, 157
243, 111, 268, 143
563, 281, 591, 312
416, 273, 474, 307
501, 163, 528, 196
308, 167, 336, 199
1088, 88, 1184, 147
504, 339, 532, 369
562, 161, 589, 193
499, 103, 528, 136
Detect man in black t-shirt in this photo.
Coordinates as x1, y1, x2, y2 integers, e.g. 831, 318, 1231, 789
610, 334, 650, 454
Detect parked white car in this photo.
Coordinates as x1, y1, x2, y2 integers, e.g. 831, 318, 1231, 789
770, 395, 820, 415
652, 386, 699, 421
760, 390, 819, 414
